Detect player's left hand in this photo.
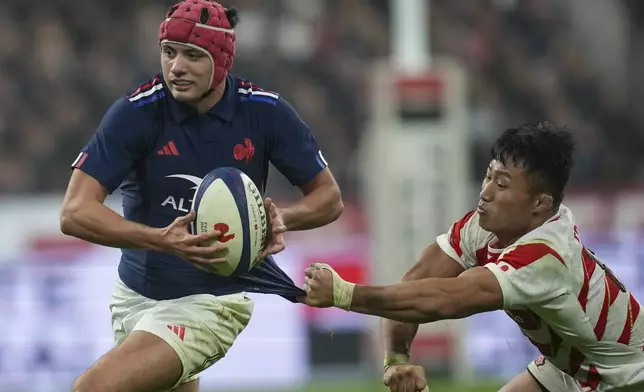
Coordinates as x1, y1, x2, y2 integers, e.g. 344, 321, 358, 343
383, 364, 429, 392
300, 263, 356, 310
257, 197, 287, 261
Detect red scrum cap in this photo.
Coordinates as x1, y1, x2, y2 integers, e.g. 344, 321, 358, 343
159, 0, 236, 90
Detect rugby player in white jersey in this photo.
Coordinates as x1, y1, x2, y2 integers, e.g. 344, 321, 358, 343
302, 122, 644, 392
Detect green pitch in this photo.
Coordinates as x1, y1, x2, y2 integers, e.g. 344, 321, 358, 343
239, 379, 502, 392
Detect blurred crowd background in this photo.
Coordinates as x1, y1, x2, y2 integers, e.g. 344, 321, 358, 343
2, 1, 644, 391
2, 0, 644, 197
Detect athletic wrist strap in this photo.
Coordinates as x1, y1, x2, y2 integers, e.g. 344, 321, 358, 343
334, 280, 355, 311
383, 353, 410, 371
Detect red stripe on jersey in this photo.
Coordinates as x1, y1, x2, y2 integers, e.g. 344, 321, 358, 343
594, 279, 611, 340
607, 274, 622, 307
617, 294, 641, 345
579, 365, 602, 391
631, 295, 642, 331
594, 276, 622, 340
238, 80, 277, 94
163, 146, 171, 155
449, 210, 476, 258
126, 76, 161, 98
74, 152, 88, 168
578, 249, 597, 312
476, 246, 489, 266
498, 243, 565, 270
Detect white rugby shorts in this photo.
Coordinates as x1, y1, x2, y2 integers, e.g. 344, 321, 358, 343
527, 357, 583, 392
528, 357, 644, 392
109, 279, 254, 387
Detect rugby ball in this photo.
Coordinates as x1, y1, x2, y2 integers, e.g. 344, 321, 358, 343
191, 167, 268, 276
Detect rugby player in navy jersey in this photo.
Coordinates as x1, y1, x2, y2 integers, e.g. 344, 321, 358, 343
59, 1, 343, 391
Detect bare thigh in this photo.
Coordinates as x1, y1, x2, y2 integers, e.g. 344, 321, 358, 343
71, 330, 184, 392
499, 371, 547, 392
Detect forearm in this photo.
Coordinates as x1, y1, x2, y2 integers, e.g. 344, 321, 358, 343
380, 244, 464, 358
351, 280, 452, 324
380, 276, 421, 357
381, 318, 419, 357
281, 186, 343, 231
60, 201, 163, 250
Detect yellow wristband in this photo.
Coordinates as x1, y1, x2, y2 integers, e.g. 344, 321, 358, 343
333, 280, 355, 311
383, 353, 410, 371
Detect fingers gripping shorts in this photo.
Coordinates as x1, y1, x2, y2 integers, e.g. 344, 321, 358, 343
110, 279, 254, 387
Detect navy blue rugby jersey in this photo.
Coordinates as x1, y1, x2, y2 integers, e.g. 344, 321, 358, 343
71, 74, 328, 301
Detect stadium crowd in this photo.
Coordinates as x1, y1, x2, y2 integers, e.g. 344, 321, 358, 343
1, 0, 643, 197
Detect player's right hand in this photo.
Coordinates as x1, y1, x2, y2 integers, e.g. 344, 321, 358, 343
158, 210, 227, 269
383, 364, 428, 392
256, 197, 287, 262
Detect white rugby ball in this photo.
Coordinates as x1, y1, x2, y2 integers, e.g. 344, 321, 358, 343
191, 167, 268, 277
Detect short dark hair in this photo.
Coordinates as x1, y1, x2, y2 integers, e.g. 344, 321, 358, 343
166, 3, 239, 28
490, 121, 575, 207
224, 7, 239, 28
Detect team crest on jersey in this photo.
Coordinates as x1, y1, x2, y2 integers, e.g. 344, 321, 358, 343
234, 138, 255, 163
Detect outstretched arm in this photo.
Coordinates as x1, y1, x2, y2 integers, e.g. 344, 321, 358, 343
352, 267, 503, 322
380, 243, 464, 359
302, 264, 504, 323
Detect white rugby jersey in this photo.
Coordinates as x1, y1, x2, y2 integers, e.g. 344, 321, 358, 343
437, 205, 644, 391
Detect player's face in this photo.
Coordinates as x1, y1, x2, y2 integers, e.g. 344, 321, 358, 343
161, 43, 212, 102
477, 159, 541, 242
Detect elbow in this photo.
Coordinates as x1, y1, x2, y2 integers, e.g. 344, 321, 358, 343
60, 202, 82, 236
59, 210, 75, 236
329, 195, 344, 222
327, 187, 344, 222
